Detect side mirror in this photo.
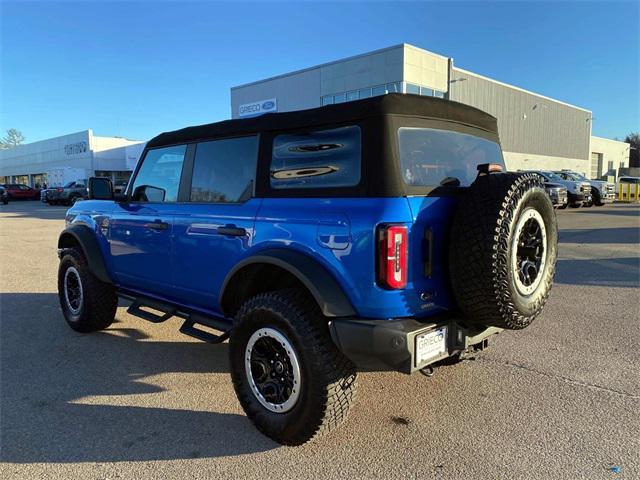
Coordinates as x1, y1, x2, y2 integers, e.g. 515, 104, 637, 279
88, 177, 114, 200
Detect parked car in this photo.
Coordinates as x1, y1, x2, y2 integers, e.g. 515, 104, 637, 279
56, 94, 558, 445
46, 180, 88, 205
543, 182, 568, 209
521, 171, 591, 208
554, 170, 615, 206
0, 186, 9, 205
1, 183, 40, 200
618, 176, 640, 186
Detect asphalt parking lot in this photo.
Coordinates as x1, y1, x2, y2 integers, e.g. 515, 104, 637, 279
1, 201, 638, 480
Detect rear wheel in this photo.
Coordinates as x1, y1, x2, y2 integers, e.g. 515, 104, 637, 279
58, 248, 117, 332
449, 173, 558, 330
229, 289, 357, 445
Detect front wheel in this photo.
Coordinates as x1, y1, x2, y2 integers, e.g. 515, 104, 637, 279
229, 289, 357, 445
58, 248, 117, 332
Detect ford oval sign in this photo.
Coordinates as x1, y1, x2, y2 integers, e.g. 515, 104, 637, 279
239, 98, 278, 118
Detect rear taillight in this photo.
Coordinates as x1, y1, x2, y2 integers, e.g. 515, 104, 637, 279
57, 188, 63, 192
377, 225, 408, 289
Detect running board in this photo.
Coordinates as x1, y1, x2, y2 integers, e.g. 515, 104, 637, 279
119, 293, 231, 344
127, 298, 176, 323
179, 316, 230, 344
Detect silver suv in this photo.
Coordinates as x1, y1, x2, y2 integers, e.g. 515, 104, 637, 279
555, 170, 615, 206
522, 171, 591, 208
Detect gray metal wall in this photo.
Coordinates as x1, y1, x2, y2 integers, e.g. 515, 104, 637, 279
449, 68, 591, 160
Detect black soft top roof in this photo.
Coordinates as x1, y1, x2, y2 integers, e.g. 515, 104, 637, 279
146, 93, 498, 149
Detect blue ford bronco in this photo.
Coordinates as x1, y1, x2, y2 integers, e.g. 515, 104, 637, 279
57, 94, 558, 445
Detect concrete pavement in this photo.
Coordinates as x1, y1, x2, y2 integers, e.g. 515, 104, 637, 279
1, 201, 638, 479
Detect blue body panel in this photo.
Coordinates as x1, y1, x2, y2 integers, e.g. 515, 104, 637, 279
65, 195, 459, 321
172, 199, 262, 312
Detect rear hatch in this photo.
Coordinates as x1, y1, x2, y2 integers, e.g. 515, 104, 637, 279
396, 126, 506, 316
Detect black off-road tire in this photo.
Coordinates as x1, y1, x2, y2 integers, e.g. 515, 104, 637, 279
593, 190, 604, 207
229, 289, 357, 445
58, 248, 117, 332
449, 172, 558, 330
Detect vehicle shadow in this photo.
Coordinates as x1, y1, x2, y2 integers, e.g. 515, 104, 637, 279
554, 257, 640, 288
559, 227, 640, 245
0, 293, 277, 464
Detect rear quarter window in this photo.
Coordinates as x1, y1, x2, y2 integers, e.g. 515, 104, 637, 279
270, 125, 361, 189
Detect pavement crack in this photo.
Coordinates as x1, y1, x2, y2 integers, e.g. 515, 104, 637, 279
479, 358, 640, 399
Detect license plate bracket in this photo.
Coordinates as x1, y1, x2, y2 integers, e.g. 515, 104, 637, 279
415, 326, 447, 367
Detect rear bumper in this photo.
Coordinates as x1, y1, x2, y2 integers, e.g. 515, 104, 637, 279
328, 316, 502, 374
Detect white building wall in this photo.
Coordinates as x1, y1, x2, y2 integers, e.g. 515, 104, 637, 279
0, 131, 92, 178
320, 45, 404, 96
402, 44, 449, 93
589, 136, 631, 179
0, 130, 143, 185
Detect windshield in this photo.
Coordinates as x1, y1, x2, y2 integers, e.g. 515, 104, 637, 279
63, 182, 75, 188
566, 171, 586, 181
397, 127, 505, 187
540, 171, 563, 181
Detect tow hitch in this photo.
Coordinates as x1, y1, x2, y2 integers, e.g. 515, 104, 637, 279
419, 337, 491, 378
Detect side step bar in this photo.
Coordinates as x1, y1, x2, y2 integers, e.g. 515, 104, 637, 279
119, 293, 231, 344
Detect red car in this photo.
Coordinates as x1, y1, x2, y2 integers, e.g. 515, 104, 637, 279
1, 184, 41, 200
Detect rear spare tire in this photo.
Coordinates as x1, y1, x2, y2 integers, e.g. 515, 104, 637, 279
449, 172, 558, 330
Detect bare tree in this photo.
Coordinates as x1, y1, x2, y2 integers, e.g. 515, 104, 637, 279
0, 129, 26, 149
624, 132, 639, 168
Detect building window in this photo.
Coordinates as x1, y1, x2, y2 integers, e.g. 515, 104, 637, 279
346, 90, 359, 102
420, 86, 434, 96
322, 95, 334, 106
386, 82, 401, 93
372, 85, 386, 97
434, 90, 445, 98
334, 93, 346, 104
406, 83, 420, 95
359, 88, 371, 99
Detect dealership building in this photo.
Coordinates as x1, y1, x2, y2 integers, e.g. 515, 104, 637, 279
1, 44, 631, 186
0, 129, 144, 187
232, 43, 631, 179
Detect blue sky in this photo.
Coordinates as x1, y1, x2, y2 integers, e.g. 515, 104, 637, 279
1, 1, 638, 143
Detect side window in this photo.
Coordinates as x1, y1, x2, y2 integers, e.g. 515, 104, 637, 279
130, 145, 186, 202
190, 136, 258, 203
270, 125, 361, 189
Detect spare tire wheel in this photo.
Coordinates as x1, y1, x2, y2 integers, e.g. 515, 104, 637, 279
449, 172, 558, 329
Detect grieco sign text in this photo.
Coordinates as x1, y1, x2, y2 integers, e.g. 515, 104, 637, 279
64, 141, 88, 155
238, 98, 277, 118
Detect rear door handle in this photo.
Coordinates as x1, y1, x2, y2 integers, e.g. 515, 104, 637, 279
147, 220, 169, 230
217, 225, 246, 236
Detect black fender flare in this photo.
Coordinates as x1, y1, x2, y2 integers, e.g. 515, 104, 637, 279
220, 248, 356, 318
58, 224, 112, 284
